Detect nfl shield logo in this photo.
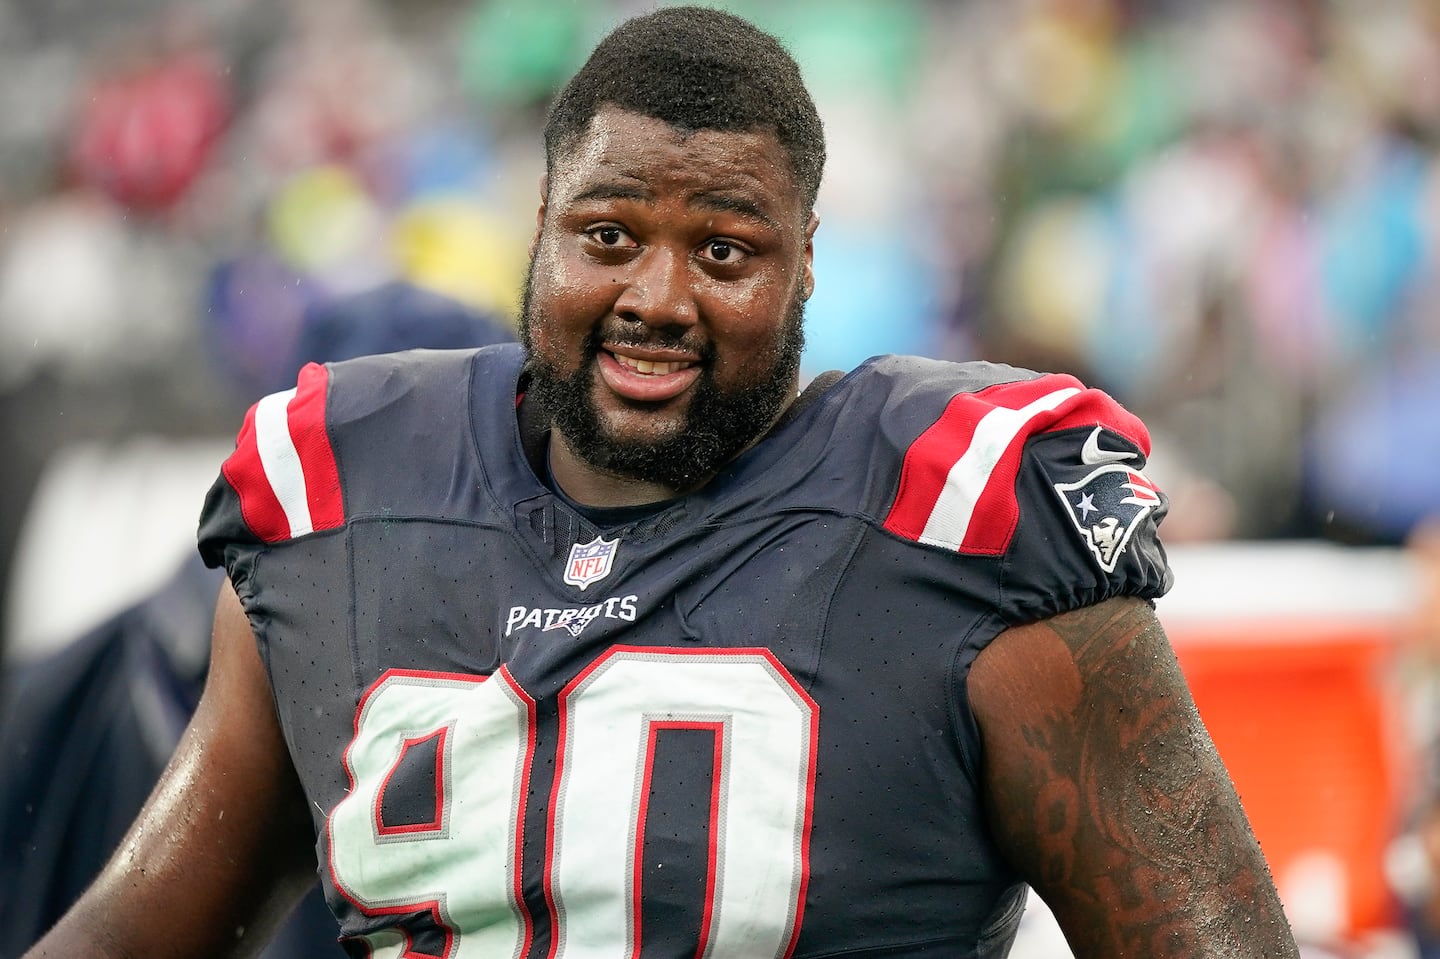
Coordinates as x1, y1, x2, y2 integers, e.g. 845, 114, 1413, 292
564, 535, 619, 590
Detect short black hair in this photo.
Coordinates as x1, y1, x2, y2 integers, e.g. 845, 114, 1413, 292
543, 5, 826, 212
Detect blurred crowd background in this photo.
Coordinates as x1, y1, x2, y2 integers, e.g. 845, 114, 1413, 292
7, 0, 1440, 600
4, 0, 1440, 955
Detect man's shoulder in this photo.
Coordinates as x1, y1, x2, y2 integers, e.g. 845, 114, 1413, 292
198, 343, 524, 565
324, 342, 521, 399
854, 353, 1050, 394
816, 354, 1060, 427
809, 354, 1091, 447
311, 342, 524, 442
802, 354, 1166, 578
748, 354, 1104, 517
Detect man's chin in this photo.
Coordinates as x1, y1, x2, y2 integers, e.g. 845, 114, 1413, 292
583, 418, 697, 477
593, 393, 692, 437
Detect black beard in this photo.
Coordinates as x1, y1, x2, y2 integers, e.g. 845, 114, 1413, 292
519, 269, 805, 491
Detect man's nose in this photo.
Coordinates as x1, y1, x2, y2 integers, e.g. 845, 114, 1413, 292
612, 246, 697, 330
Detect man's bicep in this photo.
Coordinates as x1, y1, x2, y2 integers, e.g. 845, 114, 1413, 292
25, 581, 318, 959
968, 596, 1299, 958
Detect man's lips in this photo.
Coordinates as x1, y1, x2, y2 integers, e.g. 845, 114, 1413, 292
597, 347, 702, 402
613, 353, 690, 375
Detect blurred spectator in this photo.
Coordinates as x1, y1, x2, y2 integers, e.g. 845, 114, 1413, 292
66, 22, 230, 216
290, 278, 514, 373
1306, 352, 1440, 543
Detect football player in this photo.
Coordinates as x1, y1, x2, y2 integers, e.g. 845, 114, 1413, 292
25, 7, 1298, 958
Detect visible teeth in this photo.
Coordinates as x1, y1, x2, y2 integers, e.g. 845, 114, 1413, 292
615, 354, 688, 375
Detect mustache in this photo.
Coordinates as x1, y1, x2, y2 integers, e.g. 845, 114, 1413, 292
588, 325, 713, 360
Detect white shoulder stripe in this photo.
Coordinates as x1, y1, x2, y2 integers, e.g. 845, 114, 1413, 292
918, 387, 1080, 550
254, 387, 314, 538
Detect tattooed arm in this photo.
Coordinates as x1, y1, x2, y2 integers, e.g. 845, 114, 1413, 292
968, 595, 1299, 958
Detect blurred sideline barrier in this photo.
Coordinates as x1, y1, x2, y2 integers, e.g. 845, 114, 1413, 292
2, 436, 232, 663
1161, 542, 1421, 943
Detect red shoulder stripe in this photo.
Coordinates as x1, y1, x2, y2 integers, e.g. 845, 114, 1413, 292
290, 362, 344, 532
218, 362, 344, 543
883, 375, 1147, 554
221, 401, 291, 544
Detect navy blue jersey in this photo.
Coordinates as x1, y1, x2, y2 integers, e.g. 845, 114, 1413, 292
197, 343, 1171, 959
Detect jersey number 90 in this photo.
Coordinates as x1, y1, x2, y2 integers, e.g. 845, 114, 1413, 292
328, 647, 819, 959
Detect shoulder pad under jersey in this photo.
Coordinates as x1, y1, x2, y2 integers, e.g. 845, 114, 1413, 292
837, 355, 1172, 607
197, 345, 518, 571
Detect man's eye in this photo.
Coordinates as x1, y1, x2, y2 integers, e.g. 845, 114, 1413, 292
700, 239, 747, 263
589, 226, 632, 247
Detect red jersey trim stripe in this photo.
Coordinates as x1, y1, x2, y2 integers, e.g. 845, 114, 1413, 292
883, 376, 1147, 555
220, 362, 344, 543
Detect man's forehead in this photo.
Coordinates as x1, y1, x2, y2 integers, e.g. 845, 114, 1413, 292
566, 104, 783, 150
549, 108, 800, 214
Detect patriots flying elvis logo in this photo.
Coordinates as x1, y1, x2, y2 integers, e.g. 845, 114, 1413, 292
1053, 462, 1162, 573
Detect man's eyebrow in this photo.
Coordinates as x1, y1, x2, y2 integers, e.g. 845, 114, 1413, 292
568, 182, 782, 232
692, 192, 781, 232
570, 182, 654, 205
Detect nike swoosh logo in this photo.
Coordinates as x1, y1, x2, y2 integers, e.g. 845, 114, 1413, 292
1081, 426, 1138, 465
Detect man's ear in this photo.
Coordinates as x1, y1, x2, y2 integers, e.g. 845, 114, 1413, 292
801, 210, 819, 300
529, 174, 549, 258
